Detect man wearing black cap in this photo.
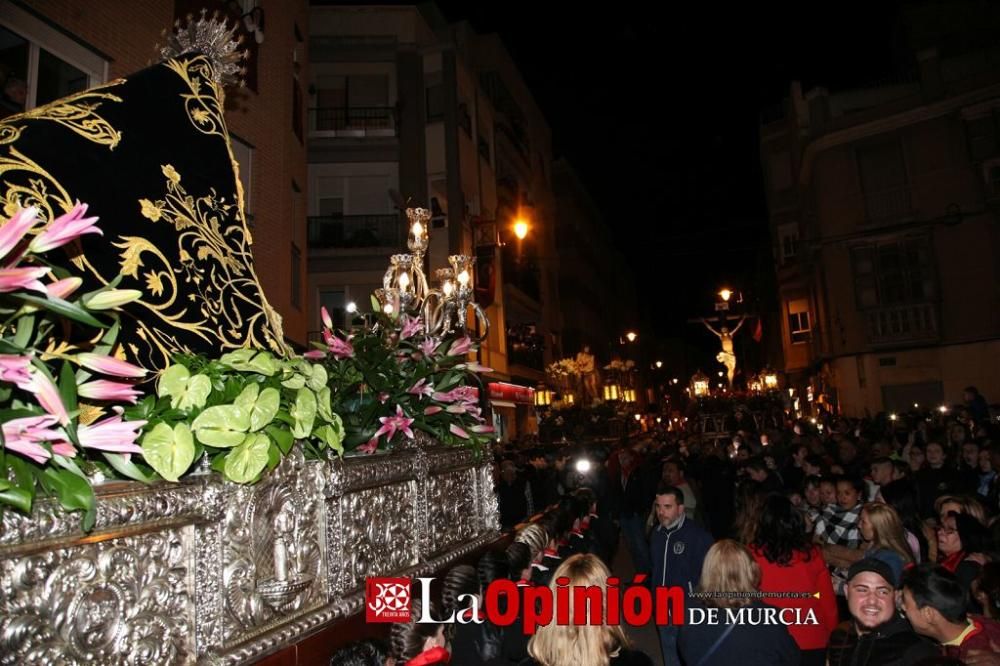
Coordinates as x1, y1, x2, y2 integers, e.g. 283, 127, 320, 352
827, 558, 938, 666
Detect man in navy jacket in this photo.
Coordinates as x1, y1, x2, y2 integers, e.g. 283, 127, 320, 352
649, 483, 714, 666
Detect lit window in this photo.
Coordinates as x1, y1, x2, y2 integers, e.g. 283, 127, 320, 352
788, 299, 811, 344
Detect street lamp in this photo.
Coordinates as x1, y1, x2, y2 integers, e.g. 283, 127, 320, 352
655, 360, 663, 369
513, 218, 529, 240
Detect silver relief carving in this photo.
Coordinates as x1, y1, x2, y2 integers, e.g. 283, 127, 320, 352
0, 441, 500, 665
219, 448, 327, 646
0, 528, 195, 665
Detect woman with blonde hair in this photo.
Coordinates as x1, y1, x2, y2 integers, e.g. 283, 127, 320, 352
523, 554, 653, 666
678, 540, 799, 666
861, 502, 914, 565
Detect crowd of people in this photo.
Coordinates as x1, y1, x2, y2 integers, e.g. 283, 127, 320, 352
329, 386, 1000, 665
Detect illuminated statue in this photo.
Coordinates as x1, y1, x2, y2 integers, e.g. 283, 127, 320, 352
575, 345, 599, 405
703, 315, 746, 388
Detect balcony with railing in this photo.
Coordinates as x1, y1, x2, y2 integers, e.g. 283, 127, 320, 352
308, 214, 403, 249
862, 184, 912, 225
865, 302, 939, 346
308, 106, 396, 138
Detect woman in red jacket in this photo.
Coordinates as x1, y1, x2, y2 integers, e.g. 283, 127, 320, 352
749, 494, 838, 666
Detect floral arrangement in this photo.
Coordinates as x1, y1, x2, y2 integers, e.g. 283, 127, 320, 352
307, 302, 495, 453
546, 358, 580, 378
129, 349, 345, 485
0, 204, 147, 530
0, 202, 497, 531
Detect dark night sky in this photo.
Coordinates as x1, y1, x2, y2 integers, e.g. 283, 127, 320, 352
432, 0, 905, 340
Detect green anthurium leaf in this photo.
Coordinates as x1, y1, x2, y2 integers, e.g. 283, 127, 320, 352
247, 352, 279, 376
42, 468, 96, 531
219, 349, 279, 376
290, 388, 317, 439
102, 452, 155, 483
249, 387, 280, 432
210, 452, 227, 473
158, 364, 190, 402
313, 423, 344, 455
218, 349, 255, 369
234, 383, 260, 411
178, 374, 211, 411
265, 424, 294, 455
317, 387, 334, 423
306, 364, 328, 392
281, 374, 306, 390
224, 433, 270, 483
191, 404, 250, 448
370, 294, 381, 313
141, 422, 195, 482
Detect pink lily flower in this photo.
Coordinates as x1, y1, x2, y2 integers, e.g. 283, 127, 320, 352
431, 391, 457, 403
327, 334, 354, 360
449, 423, 469, 439
76, 353, 148, 378
418, 337, 440, 356
28, 202, 102, 254
424, 405, 443, 416
372, 404, 415, 441
407, 378, 434, 398
400, 316, 423, 340
0, 354, 33, 389
52, 441, 78, 458
27, 369, 69, 425
1, 414, 62, 464
72, 414, 147, 455
45, 276, 83, 300
0, 266, 50, 293
321, 305, 334, 330
0, 206, 38, 262
448, 336, 473, 356
446, 404, 468, 414
303, 349, 326, 360
471, 425, 495, 434
357, 437, 379, 454
450, 386, 480, 404
77, 379, 142, 404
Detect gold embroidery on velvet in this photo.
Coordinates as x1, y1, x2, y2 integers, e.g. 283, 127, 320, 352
0, 148, 73, 221
0, 83, 126, 147
130, 163, 284, 358
164, 55, 287, 354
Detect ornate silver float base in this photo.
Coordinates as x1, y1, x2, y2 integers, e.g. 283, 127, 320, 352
0, 437, 500, 665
